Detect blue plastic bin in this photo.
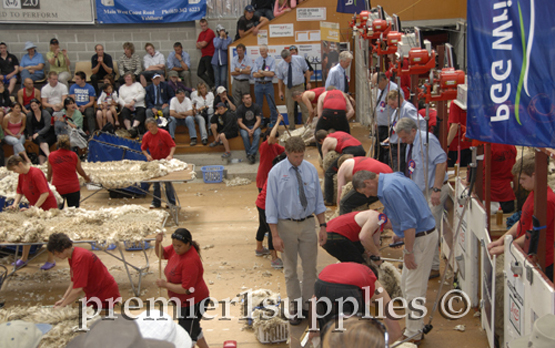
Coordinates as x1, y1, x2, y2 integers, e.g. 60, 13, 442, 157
201, 166, 224, 183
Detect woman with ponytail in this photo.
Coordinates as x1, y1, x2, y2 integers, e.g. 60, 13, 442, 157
155, 228, 210, 348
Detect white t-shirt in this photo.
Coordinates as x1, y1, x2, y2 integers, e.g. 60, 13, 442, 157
170, 96, 193, 113
41, 82, 68, 105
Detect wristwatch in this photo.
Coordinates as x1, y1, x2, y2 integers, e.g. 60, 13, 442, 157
432, 187, 441, 193
402, 248, 414, 255
320, 223, 327, 228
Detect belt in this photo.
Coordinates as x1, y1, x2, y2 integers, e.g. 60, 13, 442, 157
415, 228, 435, 238
286, 83, 303, 89
287, 215, 314, 222
234, 79, 249, 82
256, 81, 272, 84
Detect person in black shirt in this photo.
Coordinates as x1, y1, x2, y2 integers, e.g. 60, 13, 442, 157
0, 42, 19, 94
213, 86, 236, 112
90, 44, 114, 95
210, 102, 239, 158
236, 93, 262, 164
235, 5, 269, 41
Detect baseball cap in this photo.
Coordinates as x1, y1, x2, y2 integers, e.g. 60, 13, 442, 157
168, 71, 178, 78
216, 102, 226, 108
289, 45, 298, 51
50, 38, 59, 45
245, 5, 254, 12
216, 86, 226, 95
0, 321, 52, 348
216, 24, 225, 33
152, 74, 162, 79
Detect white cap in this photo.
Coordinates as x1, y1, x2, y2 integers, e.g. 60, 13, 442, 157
216, 86, 227, 95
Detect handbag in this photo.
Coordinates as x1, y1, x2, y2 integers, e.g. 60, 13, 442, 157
69, 127, 88, 149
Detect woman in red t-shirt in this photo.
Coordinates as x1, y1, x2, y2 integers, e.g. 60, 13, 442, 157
7, 155, 58, 270
155, 228, 210, 348
47, 135, 91, 208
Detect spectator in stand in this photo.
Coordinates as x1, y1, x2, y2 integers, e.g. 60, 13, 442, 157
26, 98, 55, 165
252, 0, 275, 20
213, 86, 236, 112
325, 51, 352, 93
90, 44, 114, 95
17, 78, 41, 114
168, 88, 194, 140
189, 82, 213, 146
209, 102, 238, 158
0, 79, 11, 124
277, 49, 310, 130
236, 93, 262, 164
3, 102, 32, 164
19, 42, 45, 87
167, 70, 192, 96
256, 114, 284, 193
46, 38, 71, 88
69, 71, 96, 134
196, 19, 215, 89
418, 99, 438, 138
167, 42, 192, 89
52, 97, 83, 136
485, 143, 517, 213
140, 43, 166, 87
118, 72, 146, 137
212, 25, 232, 90
0, 42, 19, 94
252, 44, 278, 127
274, 0, 296, 17
118, 42, 142, 87
447, 100, 472, 167
41, 72, 68, 115
230, 44, 253, 107
145, 74, 174, 121
235, 5, 269, 40
96, 82, 119, 129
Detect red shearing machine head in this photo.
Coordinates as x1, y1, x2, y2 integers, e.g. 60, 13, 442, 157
393, 27, 437, 76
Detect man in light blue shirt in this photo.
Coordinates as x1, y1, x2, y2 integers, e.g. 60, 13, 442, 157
266, 136, 327, 325
352, 170, 437, 344
252, 44, 278, 126
166, 42, 192, 89
324, 51, 352, 93
230, 43, 253, 108
277, 50, 310, 130
19, 42, 45, 88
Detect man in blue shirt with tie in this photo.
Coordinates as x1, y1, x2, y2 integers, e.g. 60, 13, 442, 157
252, 44, 278, 126
266, 136, 327, 325
352, 170, 437, 344
145, 74, 175, 120
277, 50, 310, 131
325, 51, 352, 93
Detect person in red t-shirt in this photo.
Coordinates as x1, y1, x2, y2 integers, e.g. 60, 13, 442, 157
488, 153, 555, 281
447, 100, 472, 167
483, 143, 517, 213
196, 19, 216, 89
7, 155, 58, 269
155, 228, 210, 348
314, 262, 402, 343
256, 114, 285, 191
141, 118, 177, 209
47, 134, 91, 209
47, 233, 121, 309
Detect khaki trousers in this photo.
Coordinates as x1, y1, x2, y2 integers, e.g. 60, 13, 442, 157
285, 84, 308, 129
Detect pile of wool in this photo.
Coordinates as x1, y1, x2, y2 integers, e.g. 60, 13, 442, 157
327, 182, 369, 220
242, 289, 288, 343
0, 205, 167, 245
81, 159, 188, 188
374, 261, 403, 299
224, 177, 252, 187
279, 120, 317, 146
0, 165, 63, 205
0, 305, 99, 348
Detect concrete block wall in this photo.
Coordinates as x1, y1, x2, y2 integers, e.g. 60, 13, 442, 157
0, 19, 238, 86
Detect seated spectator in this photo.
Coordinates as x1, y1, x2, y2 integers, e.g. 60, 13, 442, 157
52, 97, 84, 136
118, 72, 146, 137
26, 98, 55, 164
168, 88, 194, 140
167, 42, 192, 89
0, 42, 19, 94
102, 74, 116, 90
212, 25, 232, 90
96, 82, 119, 129
236, 93, 262, 164
252, 0, 275, 20
140, 43, 166, 87
118, 42, 142, 86
488, 153, 555, 281
189, 82, 213, 146
18, 42, 45, 87
18, 78, 41, 114
2, 102, 32, 163
69, 71, 96, 134
167, 70, 192, 96
41, 71, 68, 114
90, 44, 114, 95
46, 38, 71, 88
213, 86, 236, 111
0, 79, 12, 124
210, 102, 238, 158
274, 0, 296, 17
196, 19, 215, 89
145, 74, 174, 121
235, 5, 269, 40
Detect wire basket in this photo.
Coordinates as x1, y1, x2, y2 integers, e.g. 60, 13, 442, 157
201, 165, 224, 184
255, 320, 289, 344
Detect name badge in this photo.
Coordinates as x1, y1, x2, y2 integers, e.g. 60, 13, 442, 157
407, 159, 416, 174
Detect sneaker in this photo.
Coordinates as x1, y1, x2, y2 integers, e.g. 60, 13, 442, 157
190, 138, 197, 146
209, 141, 222, 147
401, 334, 424, 345
202, 138, 208, 146
149, 204, 161, 209
12, 259, 27, 268
429, 269, 440, 279
248, 154, 256, 164
255, 247, 271, 256
128, 127, 138, 138
271, 258, 283, 269
40, 262, 56, 271
221, 152, 231, 158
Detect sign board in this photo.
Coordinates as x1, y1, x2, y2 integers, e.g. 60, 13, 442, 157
269, 24, 294, 38
320, 22, 340, 42
96, 0, 205, 24
0, 0, 95, 24
296, 7, 326, 21
257, 30, 268, 46
295, 31, 321, 42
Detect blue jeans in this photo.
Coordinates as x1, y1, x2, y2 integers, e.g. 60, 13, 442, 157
20, 69, 45, 87
152, 182, 176, 207
212, 64, 228, 90
255, 8, 274, 20
240, 125, 261, 156
255, 82, 279, 125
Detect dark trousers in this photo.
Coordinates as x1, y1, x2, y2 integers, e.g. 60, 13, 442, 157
256, 206, 274, 250
59, 191, 81, 209
120, 107, 146, 134
339, 189, 379, 215
83, 107, 96, 134
178, 299, 209, 342
314, 279, 364, 330
315, 109, 351, 157
322, 232, 365, 263
375, 125, 390, 164
90, 74, 105, 95
500, 200, 515, 214
389, 142, 407, 173
324, 145, 366, 204
448, 148, 472, 167
197, 56, 215, 88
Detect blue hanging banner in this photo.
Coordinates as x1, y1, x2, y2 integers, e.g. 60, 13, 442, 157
336, 0, 367, 14
96, 0, 206, 24
467, 0, 555, 147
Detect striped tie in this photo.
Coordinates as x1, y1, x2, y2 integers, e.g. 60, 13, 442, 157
293, 166, 308, 209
